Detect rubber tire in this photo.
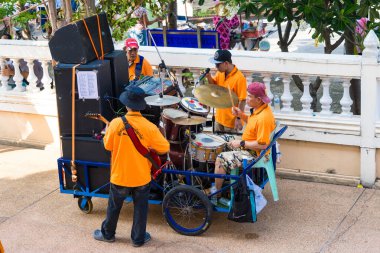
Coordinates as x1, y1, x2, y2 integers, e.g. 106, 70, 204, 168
162, 185, 212, 236
77, 197, 93, 214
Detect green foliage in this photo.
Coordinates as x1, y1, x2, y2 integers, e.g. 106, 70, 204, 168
97, 0, 171, 41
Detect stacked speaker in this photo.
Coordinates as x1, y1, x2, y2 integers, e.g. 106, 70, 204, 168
50, 13, 129, 192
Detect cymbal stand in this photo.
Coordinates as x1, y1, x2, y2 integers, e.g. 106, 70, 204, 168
212, 107, 215, 134
147, 29, 183, 98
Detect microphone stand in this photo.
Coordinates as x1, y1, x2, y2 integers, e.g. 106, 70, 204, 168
147, 29, 184, 98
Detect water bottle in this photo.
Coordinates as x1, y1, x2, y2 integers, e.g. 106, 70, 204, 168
273, 95, 281, 112
210, 183, 217, 205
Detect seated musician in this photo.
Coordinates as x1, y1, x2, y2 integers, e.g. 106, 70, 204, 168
124, 38, 153, 81
214, 82, 276, 192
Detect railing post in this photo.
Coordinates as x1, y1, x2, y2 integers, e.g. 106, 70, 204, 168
26, 59, 39, 92
41, 60, 52, 93
300, 75, 313, 114
340, 78, 353, 116
262, 73, 273, 101
320, 76, 332, 115
0, 58, 11, 91
360, 30, 379, 187
12, 58, 25, 92
281, 74, 293, 112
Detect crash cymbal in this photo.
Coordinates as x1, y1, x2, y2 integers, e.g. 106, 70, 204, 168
194, 85, 238, 108
145, 95, 181, 106
171, 116, 207, 125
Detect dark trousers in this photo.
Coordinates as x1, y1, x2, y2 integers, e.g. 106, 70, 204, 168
101, 182, 150, 244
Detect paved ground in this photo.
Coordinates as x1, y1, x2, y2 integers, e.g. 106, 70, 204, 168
0, 144, 379, 253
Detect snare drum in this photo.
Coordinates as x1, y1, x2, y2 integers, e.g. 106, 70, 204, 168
162, 108, 188, 142
190, 133, 226, 163
180, 97, 210, 117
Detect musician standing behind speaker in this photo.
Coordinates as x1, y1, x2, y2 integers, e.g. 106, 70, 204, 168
206, 49, 247, 132
124, 38, 153, 81
94, 86, 169, 247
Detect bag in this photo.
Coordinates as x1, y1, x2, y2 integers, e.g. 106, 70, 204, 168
246, 175, 267, 214
228, 174, 256, 223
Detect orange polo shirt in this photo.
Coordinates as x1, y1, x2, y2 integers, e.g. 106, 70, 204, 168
242, 104, 276, 155
210, 66, 247, 128
129, 55, 153, 80
103, 112, 170, 187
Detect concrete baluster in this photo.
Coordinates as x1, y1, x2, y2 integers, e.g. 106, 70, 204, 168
340, 78, 353, 116
262, 73, 273, 101
12, 58, 25, 92
0, 58, 11, 91
26, 59, 39, 92
281, 74, 293, 112
320, 76, 332, 115
300, 75, 313, 114
41, 60, 52, 93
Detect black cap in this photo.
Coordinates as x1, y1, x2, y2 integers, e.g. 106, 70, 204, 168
209, 49, 232, 64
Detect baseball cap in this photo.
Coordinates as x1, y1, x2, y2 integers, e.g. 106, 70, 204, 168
125, 38, 139, 50
247, 82, 271, 104
209, 49, 232, 64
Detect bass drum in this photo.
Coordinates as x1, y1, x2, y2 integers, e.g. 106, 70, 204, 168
179, 97, 209, 117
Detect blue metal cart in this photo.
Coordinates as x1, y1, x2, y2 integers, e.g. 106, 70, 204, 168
57, 126, 287, 236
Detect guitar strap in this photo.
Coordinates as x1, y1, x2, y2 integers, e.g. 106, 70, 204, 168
121, 116, 160, 170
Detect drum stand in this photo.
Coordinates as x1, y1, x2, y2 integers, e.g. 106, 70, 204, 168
212, 108, 215, 134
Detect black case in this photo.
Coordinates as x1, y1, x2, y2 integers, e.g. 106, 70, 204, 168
54, 60, 114, 135
104, 50, 129, 110
49, 13, 114, 64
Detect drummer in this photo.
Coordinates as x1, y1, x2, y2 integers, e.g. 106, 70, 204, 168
214, 82, 276, 192
124, 38, 153, 81
206, 49, 247, 132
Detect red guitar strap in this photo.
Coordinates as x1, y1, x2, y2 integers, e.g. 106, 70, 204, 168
121, 116, 160, 170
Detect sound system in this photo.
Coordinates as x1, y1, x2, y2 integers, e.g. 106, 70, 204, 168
49, 12, 114, 64
104, 50, 129, 109
54, 60, 114, 135
61, 135, 110, 163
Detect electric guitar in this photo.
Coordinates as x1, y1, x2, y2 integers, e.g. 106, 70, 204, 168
85, 112, 162, 176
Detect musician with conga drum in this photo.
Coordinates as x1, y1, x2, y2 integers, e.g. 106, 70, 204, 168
205, 49, 247, 133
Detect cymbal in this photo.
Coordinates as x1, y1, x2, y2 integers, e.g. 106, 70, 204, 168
171, 116, 207, 125
145, 95, 181, 106
193, 85, 238, 108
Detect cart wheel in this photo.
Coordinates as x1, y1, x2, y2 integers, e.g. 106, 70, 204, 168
77, 197, 93, 214
162, 185, 212, 236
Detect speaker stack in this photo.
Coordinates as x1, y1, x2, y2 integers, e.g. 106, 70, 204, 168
50, 13, 129, 192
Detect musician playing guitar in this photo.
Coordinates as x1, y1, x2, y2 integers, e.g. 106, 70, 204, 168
94, 86, 169, 247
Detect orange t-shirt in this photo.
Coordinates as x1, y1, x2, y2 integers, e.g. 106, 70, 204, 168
129, 55, 153, 80
103, 112, 170, 187
242, 104, 276, 155
211, 66, 247, 128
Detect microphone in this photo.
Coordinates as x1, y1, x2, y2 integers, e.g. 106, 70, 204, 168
197, 68, 210, 83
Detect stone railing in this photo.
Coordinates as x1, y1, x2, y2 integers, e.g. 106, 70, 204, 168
1, 30, 380, 186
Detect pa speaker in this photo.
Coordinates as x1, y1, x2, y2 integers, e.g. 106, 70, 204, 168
49, 13, 114, 64
54, 60, 114, 135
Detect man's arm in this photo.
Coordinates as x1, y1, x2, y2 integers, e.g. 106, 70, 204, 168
205, 72, 216, 85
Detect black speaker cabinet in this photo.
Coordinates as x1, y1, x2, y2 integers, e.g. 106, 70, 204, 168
61, 135, 110, 163
104, 50, 129, 110
54, 60, 114, 135
49, 12, 114, 64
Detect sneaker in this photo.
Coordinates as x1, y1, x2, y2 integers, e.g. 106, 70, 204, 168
132, 232, 151, 247
93, 229, 115, 243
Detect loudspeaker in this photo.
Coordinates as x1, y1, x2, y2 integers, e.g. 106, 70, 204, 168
104, 50, 129, 110
61, 135, 110, 163
54, 60, 114, 135
49, 13, 114, 64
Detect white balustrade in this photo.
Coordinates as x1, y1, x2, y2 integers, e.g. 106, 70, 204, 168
320, 76, 333, 115
262, 73, 273, 102
280, 74, 293, 112
300, 75, 313, 114
12, 58, 25, 92
40, 60, 52, 93
26, 59, 39, 92
339, 78, 353, 116
0, 58, 11, 91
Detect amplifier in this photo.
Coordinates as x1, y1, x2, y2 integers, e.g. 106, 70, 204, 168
54, 60, 114, 135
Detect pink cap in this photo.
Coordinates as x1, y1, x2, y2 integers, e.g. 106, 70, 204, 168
125, 38, 139, 50
247, 82, 271, 104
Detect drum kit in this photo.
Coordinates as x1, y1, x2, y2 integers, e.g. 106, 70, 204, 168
145, 82, 238, 171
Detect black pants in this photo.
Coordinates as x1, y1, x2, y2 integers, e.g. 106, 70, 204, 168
101, 182, 150, 244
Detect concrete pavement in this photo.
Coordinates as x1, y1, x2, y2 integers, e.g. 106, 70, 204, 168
0, 144, 379, 253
